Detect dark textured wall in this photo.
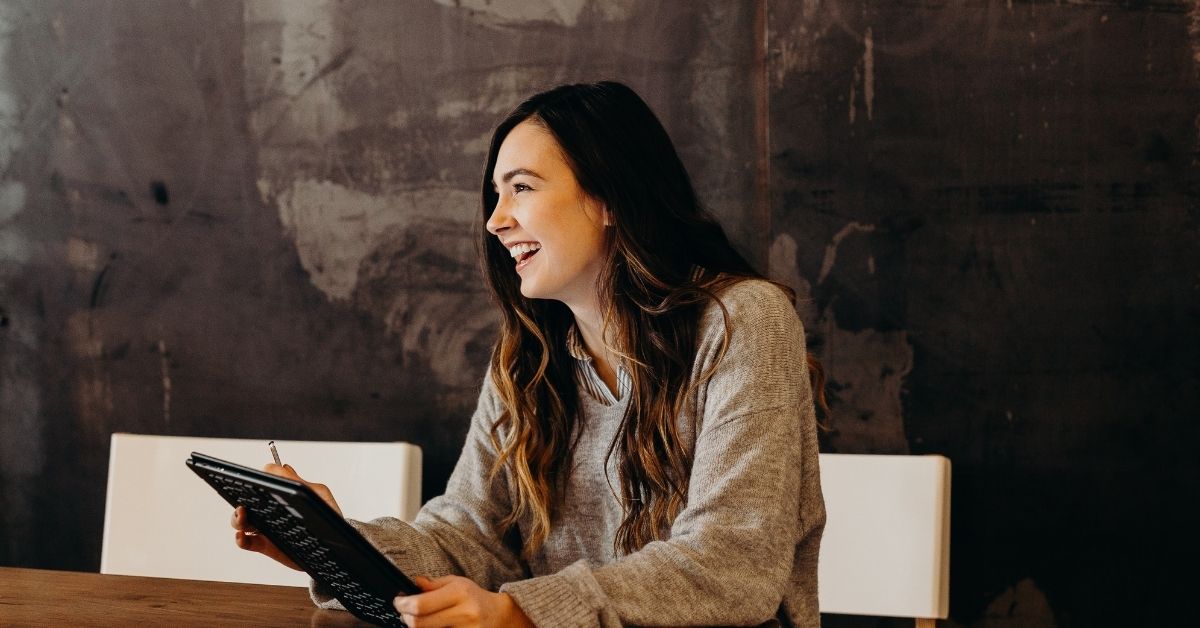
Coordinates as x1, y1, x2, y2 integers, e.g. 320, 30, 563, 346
770, 3, 1200, 627
1, 1, 1196, 627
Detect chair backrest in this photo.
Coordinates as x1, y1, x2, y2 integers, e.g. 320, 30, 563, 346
101, 433, 422, 586
817, 453, 951, 623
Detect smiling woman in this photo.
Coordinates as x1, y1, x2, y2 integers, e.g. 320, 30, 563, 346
486, 121, 610, 308
233, 81, 828, 628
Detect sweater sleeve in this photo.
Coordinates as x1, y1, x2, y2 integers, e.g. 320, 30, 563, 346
310, 373, 530, 609
500, 280, 818, 626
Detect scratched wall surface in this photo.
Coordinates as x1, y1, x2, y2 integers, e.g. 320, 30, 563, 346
768, 2, 1199, 627
0, 0, 761, 588
0, 1, 1197, 627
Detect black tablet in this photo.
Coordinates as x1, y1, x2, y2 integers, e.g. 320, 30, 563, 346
186, 451, 419, 627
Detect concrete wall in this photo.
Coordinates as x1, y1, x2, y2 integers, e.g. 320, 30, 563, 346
1, 1, 1196, 626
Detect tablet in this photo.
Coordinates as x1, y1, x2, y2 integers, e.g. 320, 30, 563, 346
186, 451, 419, 627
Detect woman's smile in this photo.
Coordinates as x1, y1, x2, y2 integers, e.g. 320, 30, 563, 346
507, 241, 543, 272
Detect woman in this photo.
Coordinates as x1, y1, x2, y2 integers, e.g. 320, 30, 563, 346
234, 81, 826, 627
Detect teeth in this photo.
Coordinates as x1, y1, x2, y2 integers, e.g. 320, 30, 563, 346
507, 242, 542, 258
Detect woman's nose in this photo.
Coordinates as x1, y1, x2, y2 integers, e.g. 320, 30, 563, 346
486, 198, 515, 235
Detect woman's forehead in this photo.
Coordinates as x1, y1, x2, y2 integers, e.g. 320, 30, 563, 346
494, 121, 568, 179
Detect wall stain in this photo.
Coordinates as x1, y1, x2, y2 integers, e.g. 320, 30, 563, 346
771, 232, 911, 455
150, 180, 169, 205
157, 339, 171, 424
88, 264, 110, 309
818, 221, 875, 285
965, 578, 1058, 628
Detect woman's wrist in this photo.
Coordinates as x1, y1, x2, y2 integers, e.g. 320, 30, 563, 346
498, 592, 535, 628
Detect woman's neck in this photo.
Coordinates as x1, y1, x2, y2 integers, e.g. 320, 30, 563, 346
567, 300, 622, 397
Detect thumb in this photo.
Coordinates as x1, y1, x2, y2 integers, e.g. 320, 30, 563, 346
412, 575, 451, 592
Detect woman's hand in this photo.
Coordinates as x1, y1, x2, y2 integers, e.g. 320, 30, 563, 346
393, 576, 534, 628
230, 463, 344, 570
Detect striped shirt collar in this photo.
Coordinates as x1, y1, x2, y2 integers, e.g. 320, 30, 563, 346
564, 265, 705, 405
565, 323, 631, 406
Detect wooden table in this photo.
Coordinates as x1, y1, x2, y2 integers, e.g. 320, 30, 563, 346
0, 567, 372, 626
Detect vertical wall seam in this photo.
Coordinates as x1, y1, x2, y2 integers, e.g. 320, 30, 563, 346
755, 0, 771, 274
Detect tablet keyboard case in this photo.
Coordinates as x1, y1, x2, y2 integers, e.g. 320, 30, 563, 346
187, 452, 418, 627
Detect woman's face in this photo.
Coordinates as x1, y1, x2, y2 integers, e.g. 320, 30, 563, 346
486, 120, 609, 307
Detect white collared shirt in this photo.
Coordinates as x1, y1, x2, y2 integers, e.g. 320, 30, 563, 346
565, 323, 631, 406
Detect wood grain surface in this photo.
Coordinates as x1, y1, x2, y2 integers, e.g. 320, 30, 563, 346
0, 567, 370, 627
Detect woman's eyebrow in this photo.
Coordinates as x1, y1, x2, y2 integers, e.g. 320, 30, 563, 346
494, 167, 545, 186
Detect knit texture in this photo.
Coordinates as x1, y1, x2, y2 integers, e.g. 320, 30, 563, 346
310, 279, 826, 626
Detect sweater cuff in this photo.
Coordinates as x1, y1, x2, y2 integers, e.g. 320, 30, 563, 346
500, 560, 612, 628
307, 582, 347, 610
348, 517, 454, 578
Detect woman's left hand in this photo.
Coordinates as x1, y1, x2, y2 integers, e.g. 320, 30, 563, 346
393, 575, 534, 628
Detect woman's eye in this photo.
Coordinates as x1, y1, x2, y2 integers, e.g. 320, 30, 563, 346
513, 183, 532, 194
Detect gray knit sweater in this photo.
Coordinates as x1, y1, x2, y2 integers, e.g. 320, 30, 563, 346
311, 279, 826, 626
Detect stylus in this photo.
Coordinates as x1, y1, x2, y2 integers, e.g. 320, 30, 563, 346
269, 441, 282, 466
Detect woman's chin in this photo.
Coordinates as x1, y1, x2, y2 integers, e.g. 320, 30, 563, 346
518, 279, 541, 300
518, 278, 561, 302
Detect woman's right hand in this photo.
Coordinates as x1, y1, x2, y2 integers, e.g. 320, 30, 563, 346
230, 463, 344, 571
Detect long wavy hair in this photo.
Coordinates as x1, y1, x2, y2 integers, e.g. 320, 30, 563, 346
478, 81, 826, 558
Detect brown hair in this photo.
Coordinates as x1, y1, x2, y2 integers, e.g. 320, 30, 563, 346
478, 82, 827, 557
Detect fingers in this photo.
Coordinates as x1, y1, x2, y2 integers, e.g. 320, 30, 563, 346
259, 463, 343, 516
413, 575, 444, 592
232, 522, 302, 571
392, 577, 530, 628
230, 506, 258, 533
394, 579, 454, 614
393, 577, 472, 625
234, 529, 264, 551
231, 506, 300, 569
264, 463, 323, 497
256, 464, 331, 512
262, 462, 300, 480
231, 507, 264, 547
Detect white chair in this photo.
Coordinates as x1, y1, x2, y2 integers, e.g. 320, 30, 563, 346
101, 433, 422, 586
818, 453, 951, 628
